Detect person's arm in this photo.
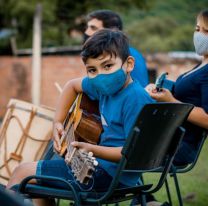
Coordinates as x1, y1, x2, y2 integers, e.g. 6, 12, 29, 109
71, 141, 122, 162
147, 86, 208, 130
53, 77, 83, 152
187, 107, 208, 129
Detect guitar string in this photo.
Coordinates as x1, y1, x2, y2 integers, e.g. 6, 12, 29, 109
64, 124, 97, 187
66, 124, 75, 155
64, 94, 98, 191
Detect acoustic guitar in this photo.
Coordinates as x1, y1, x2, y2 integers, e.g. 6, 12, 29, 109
59, 93, 102, 184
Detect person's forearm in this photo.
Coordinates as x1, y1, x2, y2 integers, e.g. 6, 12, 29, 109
170, 98, 208, 129
187, 107, 208, 129
90, 144, 122, 162
54, 79, 82, 124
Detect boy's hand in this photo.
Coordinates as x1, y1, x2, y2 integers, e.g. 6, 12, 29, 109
71, 141, 92, 153
53, 122, 64, 153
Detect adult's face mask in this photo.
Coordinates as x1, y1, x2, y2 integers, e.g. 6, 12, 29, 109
89, 68, 127, 96
83, 33, 90, 44
193, 32, 208, 56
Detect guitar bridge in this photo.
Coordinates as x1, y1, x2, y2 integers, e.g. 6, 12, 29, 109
65, 149, 97, 185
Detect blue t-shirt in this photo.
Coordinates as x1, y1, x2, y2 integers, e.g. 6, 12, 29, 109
174, 64, 208, 150
130, 47, 149, 87
82, 77, 153, 186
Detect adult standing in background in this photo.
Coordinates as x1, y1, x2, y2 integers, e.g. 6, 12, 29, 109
84, 9, 149, 87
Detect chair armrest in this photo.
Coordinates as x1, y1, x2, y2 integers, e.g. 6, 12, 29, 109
18, 175, 80, 204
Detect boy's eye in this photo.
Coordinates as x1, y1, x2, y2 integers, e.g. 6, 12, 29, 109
104, 64, 113, 70
87, 68, 97, 74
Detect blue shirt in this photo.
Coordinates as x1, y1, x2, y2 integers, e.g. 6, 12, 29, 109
82, 78, 153, 186
130, 47, 149, 87
174, 64, 208, 150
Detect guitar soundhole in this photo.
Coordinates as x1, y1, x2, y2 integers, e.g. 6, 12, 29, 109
83, 176, 90, 185
87, 169, 94, 176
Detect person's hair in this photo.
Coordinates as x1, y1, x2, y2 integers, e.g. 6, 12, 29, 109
81, 29, 129, 64
86, 10, 123, 30
197, 9, 208, 28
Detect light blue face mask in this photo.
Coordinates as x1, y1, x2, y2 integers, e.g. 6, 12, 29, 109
193, 32, 208, 56
89, 68, 127, 96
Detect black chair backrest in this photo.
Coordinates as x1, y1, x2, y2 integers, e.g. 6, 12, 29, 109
122, 103, 194, 171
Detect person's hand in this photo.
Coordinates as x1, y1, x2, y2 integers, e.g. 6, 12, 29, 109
145, 83, 157, 93
149, 88, 177, 102
53, 122, 64, 153
70, 141, 92, 153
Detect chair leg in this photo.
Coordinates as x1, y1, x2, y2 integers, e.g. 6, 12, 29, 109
56, 199, 60, 206
164, 179, 173, 206
140, 194, 147, 206
172, 173, 183, 206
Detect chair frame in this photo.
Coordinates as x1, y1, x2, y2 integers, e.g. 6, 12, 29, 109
12, 103, 194, 206
165, 131, 207, 206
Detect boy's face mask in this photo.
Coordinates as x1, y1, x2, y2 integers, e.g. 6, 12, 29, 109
88, 67, 127, 96
193, 32, 208, 56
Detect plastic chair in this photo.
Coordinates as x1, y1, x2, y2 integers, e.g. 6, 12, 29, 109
11, 103, 193, 206
164, 131, 207, 206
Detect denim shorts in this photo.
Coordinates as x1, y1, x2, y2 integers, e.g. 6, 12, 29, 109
36, 159, 116, 191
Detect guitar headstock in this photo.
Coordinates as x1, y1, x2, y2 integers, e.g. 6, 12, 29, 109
65, 149, 98, 185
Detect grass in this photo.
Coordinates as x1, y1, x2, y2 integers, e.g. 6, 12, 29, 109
153, 140, 208, 206
61, 140, 208, 206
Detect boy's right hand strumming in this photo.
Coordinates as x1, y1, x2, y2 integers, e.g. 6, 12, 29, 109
53, 122, 65, 153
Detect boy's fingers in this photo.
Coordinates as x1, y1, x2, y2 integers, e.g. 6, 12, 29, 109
57, 125, 64, 134
54, 122, 64, 134
53, 138, 61, 152
53, 141, 59, 152
71, 141, 79, 147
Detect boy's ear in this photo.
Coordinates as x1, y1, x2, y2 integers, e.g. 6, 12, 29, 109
125, 56, 135, 73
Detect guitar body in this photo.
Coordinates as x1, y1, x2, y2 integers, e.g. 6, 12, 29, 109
60, 93, 102, 156
59, 93, 101, 184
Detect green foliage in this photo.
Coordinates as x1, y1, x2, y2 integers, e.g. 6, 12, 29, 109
124, 0, 207, 52
0, 0, 207, 52
0, 0, 153, 50
126, 16, 195, 52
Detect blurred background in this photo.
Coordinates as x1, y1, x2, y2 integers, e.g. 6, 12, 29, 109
0, 1, 208, 205
0, 0, 207, 52
0, 0, 207, 116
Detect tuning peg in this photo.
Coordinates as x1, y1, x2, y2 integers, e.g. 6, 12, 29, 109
88, 152, 93, 157
93, 160, 98, 166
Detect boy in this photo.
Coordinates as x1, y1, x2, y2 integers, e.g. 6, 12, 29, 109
83, 9, 149, 87
7, 29, 153, 206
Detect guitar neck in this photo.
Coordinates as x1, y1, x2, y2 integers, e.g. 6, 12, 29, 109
59, 123, 75, 155
65, 147, 77, 164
